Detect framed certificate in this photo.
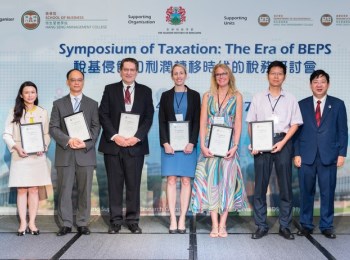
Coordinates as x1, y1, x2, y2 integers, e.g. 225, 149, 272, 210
169, 121, 189, 151
64, 111, 92, 141
208, 124, 233, 157
19, 122, 45, 154
118, 112, 140, 138
251, 120, 274, 152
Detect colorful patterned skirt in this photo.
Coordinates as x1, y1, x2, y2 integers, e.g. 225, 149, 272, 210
190, 153, 248, 214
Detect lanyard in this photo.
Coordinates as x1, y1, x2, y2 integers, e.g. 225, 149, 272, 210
174, 87, 186, 113
217, 91, 228, 114
268, 94, 282, 114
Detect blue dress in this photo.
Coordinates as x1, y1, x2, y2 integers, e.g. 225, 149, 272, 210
161, 92, 197, 177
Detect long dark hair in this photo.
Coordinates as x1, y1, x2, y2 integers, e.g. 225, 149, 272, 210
12, 81, 39, 124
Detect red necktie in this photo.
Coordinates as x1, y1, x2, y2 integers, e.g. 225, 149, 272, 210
125, 86, 131, 104
315, 100, 321, 127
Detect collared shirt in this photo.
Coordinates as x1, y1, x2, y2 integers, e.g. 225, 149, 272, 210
70, 93, 83, 112
122, 82, 135, 112
246, 88, 303, 133
313, 95, 327, 116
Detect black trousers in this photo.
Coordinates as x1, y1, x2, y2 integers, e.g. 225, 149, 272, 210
104, 150, 145, 225
253, 137, 293, 230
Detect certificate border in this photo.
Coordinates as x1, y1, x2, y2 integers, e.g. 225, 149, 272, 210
208, 124, 233, 158
168, 120, 189, 152
63, 111, 92, 142
251, 120, 274, 152
19, 122, 45, 155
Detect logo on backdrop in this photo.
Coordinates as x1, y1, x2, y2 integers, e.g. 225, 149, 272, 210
21, 10, 40, 30
335, 14, 350, 26
166, 6, 186, 25
158, 6, 201, 35
258, 14, 270, 26
321, 14, 333, 26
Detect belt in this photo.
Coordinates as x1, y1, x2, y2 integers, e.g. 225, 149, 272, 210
274, 132, 286, 138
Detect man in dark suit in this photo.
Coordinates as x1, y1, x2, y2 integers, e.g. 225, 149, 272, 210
294, 69, 348, 239
50, 69, 100, 236
99, 57, 154, 234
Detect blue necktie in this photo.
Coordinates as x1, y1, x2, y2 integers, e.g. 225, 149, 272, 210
73, 97, 80, 112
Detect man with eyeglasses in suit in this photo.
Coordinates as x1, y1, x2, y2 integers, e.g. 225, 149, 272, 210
99, 58, 154, 234
246, 61, 303, 240
50, 69, 100, 236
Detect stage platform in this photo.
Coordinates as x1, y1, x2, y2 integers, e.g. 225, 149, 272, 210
0, 215, 348, 260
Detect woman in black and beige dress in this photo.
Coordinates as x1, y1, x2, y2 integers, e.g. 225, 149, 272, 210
3, 81, 51, 236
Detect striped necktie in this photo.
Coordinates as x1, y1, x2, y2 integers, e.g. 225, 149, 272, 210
73, 97, 80, 112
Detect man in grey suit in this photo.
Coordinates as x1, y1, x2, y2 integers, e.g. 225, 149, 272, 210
50, 69, 100, 236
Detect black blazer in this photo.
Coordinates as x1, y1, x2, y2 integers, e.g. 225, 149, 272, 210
98, 81, 154, 156
158, 86, 200, 146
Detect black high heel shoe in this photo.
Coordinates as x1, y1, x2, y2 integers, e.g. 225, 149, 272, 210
28, 227, 40, 235
17, 230, 26, 236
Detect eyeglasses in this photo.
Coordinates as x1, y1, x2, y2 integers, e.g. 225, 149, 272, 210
214, 72, 228, 78
269, 72, 284, 77
311, 80, 327, 84
69, 78, 84, 83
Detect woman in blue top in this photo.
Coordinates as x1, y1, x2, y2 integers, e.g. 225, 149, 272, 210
159, 64, 200, 233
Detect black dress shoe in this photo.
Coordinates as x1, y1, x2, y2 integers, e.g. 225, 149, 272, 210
77, 226, 90, 235
28, 228, 40, 235
57, 226, 72, 236
322, 229, 336, 239
251, 228, 268, 239
279, 227, 295, 240
108, 224, 121, 234
127, 223, 142, 234
296, 227, 313, 236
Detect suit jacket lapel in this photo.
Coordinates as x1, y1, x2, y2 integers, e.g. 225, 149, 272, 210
308, 98, 318, 128
79, 94, 85, 112
116, 82, 126, 112
185, 86, 191, 120
131, 84, 138, 112
320, 97, 331, 126
169, 88, 176, 117
64, 95, 74, 114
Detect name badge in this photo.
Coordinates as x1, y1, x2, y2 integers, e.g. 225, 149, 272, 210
125, 104, 132, 112
268, 114, 279, 125
213, 116, 225, 125
175, 114, 184, 121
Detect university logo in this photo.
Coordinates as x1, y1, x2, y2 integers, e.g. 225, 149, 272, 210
320, 14, 332, 26
166, 6, 186, 25
258, 14, 270, 26
21, 10, 40, 30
